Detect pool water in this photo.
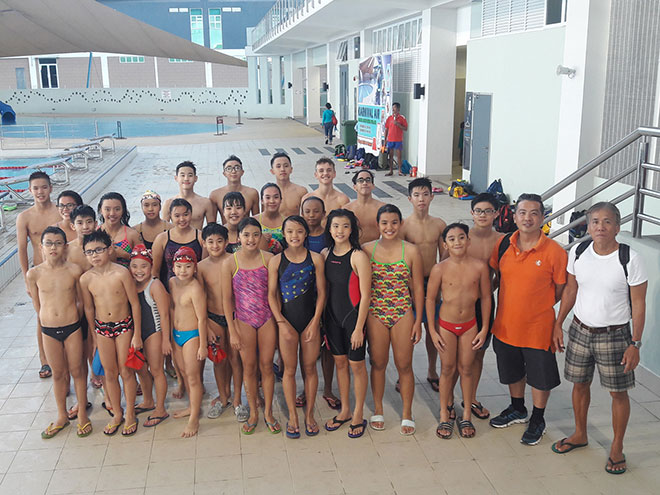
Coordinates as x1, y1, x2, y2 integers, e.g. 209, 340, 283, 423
0, 157, 52, 192
1, 116, 232, 138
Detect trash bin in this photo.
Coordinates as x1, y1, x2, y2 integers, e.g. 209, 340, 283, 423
342, 120, 357, 146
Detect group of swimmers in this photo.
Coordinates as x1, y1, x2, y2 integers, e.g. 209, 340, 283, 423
18, 152, 504, 441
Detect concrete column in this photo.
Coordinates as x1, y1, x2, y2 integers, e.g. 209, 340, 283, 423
100, 55, 110, 88
326, 42, 338, 118
285, 55, 295, 118
205, 62, 213, 88
247, 55, 259, 106
306, 48, 321, 125
551, 0, 612, 234
259, 56, 270, 105
28, 56, 38, 89
153, 57, 159, 89
292, 64, 304, 118
272, 55, 283, 107
417, 7, 457, 178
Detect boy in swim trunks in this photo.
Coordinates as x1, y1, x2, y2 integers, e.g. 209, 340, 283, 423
80, 230, 142, 437
269, 152, 308, 217
426, 223, 491, 439
27, 226, 91, 439
169, 246, 209, 437
198, 223, 235, 419
164, 161, 217, 229
210, 155, 259, 223
401, 178, 446, 394
301, 158, 350, 215
345, 170, 385, 243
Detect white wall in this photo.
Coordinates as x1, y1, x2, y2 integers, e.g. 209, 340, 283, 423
466, 26, 566, 198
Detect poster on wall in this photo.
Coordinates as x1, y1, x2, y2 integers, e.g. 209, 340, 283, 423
357, 54, 392, 151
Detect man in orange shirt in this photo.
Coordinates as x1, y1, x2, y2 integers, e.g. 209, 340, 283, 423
383, 102, 408, 176
488, 193, 567, 445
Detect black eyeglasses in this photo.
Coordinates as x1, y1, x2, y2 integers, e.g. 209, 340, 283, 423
42, 241, 65, 248
224, 165, 242, 172
84, 247, 108, 256
356, 177, 373, 184
57, 203, 77, 210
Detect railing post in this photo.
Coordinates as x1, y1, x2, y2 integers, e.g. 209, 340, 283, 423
632, 138, 649, 238
45, 123, 51, 149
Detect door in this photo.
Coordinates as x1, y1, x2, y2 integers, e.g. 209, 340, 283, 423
339, 64, 348, 123
15, 68, 26, 89
463, 92, 492, 193
302, 68, 307, 121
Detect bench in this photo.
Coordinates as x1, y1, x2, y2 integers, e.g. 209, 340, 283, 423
25, 158, 71, 185
0, 174, 33, 204
88, 134, 116, 153
58, 148, 89, 171
65, 141, 103, 160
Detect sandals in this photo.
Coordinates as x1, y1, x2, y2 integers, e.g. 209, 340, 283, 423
436, 421, 454, 439
458, 419, 475, 438
324, 415, 352, 432
241, 422, 257, 435
101, 402, 114, 417
426, 377, 440, 392
90, 376, 103, 389
447, 404, 456, 421
322, 395, 341, 410
264, 418, 282, 434
134, 405, 155, 415
77, 422, 93, 438
305, 422, 319, 437
67, 401, 92, 420
605, 455, 626, 475
551, 438, 588, 454
369, 415, 385, 431
144, 414, 169, 427
285, 422, 300, 439
103, 418, 124, 436
41, 421, 70, 439
400, 419, 416, 436
295, 394, 306, 408
348, 419, 367, 439
39, 364, 52, 379
461, 401, 490, 420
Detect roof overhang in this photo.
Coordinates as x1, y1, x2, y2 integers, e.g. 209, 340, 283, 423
0, 0, 247, 67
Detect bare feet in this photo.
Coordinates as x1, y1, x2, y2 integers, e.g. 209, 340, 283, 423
181, 419, 199, 438
173, 407, 191, 419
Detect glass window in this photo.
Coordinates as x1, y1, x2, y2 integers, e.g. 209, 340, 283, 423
353, 36, 360, 59
280, 56, 285, 104
190, 8, 204, 46
404, 22, 411, 48
222, 7, 231, 12
546, 0, 566, 24
209, 9, 223, 49
169, 8, 178, 13
411, 20, 417, 46
398, 24, 404, 49
232, 7, 241, 12
392, 26, 398, 51
38, 59, 58, 88
119, 56, 144, 63
267, 57, 273, 104
169, 59, 192, 63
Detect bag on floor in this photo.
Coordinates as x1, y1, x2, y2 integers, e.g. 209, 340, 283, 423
346, 144, 357, 161
334, 144, 346, 157
364, 153, 378, 169
356, 147, 366, 161
378, 151, 388, 170
400, 160, 412, 175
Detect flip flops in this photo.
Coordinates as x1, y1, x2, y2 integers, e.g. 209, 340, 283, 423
400, 419, 416, 436
369, 415, 385, 431
90, 376, 103, 389
241, 422, 257, 435
134, 405, 155, 415
551, 438, 589, 454
295, 394, 306, 408
285, 422, 300, 439
144, 414, 169, 427
325, 416, 352, 432
426, 377, 439, 392
77, 422, 93, 438
606, 455, 626, 475
41, 421, 70, 439
103, 418, 124, 436
322, 395, 341, 410
264, 418, 281, 434
348, 419, 367, 439
458, 419, 476, 438
462, 401, 490, 420
122, 421, 138, 437
305, 422, 320, 436
101, 402, 114, 417
39, 364, 52, 379
67, 401, 92, 420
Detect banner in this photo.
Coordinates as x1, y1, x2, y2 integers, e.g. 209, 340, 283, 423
357, 54, 392, 151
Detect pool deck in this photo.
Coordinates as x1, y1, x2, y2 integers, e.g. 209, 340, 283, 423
1, 118, 660, 494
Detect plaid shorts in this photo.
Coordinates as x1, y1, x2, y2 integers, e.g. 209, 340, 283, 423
564, 317, 635, 392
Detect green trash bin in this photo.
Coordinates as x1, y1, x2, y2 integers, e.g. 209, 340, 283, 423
342, 120, 357, 146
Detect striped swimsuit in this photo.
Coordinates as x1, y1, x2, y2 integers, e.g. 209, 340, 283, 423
232, 252, 272, 329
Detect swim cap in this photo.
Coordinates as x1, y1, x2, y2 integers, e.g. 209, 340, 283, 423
130, 244, 153, 264
141, 190, 161, 203
173, 246, 197, 265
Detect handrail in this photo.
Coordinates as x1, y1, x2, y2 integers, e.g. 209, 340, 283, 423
541, 126, 660, 200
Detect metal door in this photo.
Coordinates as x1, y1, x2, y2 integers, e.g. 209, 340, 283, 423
339, 64, 348, 122
15, 68, 26, 89
463, 92, 492, 193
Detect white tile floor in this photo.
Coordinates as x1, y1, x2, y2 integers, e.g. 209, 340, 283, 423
1, 119, 659, 494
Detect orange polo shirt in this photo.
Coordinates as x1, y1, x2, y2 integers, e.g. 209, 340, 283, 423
489, 231, 567, 350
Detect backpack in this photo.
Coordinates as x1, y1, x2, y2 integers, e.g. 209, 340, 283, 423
377, 151, 388, 170
495, 204, 516, 233
574, 240, 631, 305
364, 153, 378, 170
334, 144, 346, 157
355, 147, 366, 161
568, 210, 587, 243
486, 179, 509, 207
400, 160, 412, 175
346, 145, 357, 161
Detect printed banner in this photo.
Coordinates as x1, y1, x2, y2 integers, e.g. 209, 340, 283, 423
357, 54, 392, 151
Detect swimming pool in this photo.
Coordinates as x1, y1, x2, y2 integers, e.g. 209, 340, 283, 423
0, 157, 52, 192
0, 116, 232, 138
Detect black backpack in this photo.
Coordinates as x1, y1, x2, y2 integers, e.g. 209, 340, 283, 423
568, 210, 587, 243
364, 153, 378, 170
575, 239, 631, 304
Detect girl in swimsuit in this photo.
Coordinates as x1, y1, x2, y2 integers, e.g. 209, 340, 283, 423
54, 190, 82, 242
222, 217, 280, 435
322, 209, 372, 439
135, 190, 172, 250
363, 204, 424, 435
254, 182, 284, 253
223, 191, 247, 254
98, 192, 140, 268
267, 216, 327, 438
129, 244, 171, 428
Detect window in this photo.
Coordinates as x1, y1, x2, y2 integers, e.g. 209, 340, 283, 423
168, 8, 178, 13
169, 58, 193, 63
353, 36, 361, 59
232, 7, 241, 13
546, 0, 567, 25
209, 9, 223, 49
280, 56, 285, 104
337, 41, 348, 62
119, 56, 144, 63
222, 7, 232, 12
481, 0, 546, 37
38, 58, 58, 88
179, 8, 188, 13
190, 8, 204, 46
256, 61, 262, 104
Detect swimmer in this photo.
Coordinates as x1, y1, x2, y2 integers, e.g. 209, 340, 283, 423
222, 192, 247, 254
222, 218, 280, 435
210, 155, 259, 223
97, 192, 140, 269
135, 190, 172, 250
301, 158, 349, 215
169, 246, 209, 438
80, 230, 142, 437
27, 227, 91, 439
253, 183, 285, 253
345, 170, 385, 243
53, 190, 83, 242
163, 161, 217, 229
268, 216, 326, 438
269, 152, 308, 217
363, 205, 423, 435
425, 223, 491, 439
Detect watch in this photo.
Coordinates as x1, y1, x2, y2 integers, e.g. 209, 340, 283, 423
631, 340, 642, 349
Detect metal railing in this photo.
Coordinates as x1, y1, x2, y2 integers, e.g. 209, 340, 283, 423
252, 0, 322, 50
541, 126, 660, 249
0, 121, 99, 150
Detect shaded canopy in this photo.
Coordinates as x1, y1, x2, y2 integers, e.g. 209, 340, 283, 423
0, 0, 246, 66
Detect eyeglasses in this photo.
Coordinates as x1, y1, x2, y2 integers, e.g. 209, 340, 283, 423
42, 241, 65, 248
472, 208, 496, 216
356, 177, 373, 184
224, 165, 242, 172
57, 203, 77, 210
83, 247, 108, 256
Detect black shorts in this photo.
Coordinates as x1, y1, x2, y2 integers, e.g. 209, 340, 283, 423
493, 336, 560, 391
208, 311, 228, 328
475, 295, 495, 350
323, 308, 366, 362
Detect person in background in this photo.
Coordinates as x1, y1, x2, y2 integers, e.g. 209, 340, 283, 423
383, 102, 408, 176
322, 103, 336, 145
